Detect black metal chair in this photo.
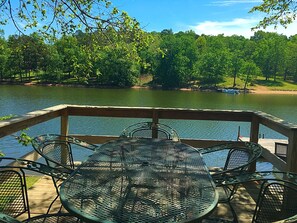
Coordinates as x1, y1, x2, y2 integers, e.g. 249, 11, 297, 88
120, 122, 180, 141
31, 134, 98, 171
0, 157, 73, 220
204, 176, 297, 223
199, 142, 263, 222
31, 134, 98, 207
0, 169, 29, 219
253, 180, 297, 222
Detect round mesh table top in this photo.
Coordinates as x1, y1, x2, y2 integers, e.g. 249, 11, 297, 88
60, 138, 218, 223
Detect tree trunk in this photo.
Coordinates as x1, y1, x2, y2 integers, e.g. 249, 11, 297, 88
233, 72, 236, 87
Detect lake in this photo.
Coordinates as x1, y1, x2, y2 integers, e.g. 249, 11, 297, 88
1, 85, 297, 158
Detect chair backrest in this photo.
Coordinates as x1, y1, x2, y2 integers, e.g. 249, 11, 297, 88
201, 142, 262, 178
0, 169, 30, 219
41, 141, 74, 169
0, 157, 74, 221
120, 122, 180, 141
224, 148, 251, 171
32, 134, 98, 170
253, 181, 297, 223
32, 139, 74, 170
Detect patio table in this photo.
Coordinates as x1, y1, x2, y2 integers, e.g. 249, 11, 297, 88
60, 138, 218, 223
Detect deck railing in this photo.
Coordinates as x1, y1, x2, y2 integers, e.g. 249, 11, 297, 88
1, 104, 297, 172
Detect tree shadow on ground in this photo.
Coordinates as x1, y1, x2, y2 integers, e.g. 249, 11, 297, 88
255, 79, 284, 87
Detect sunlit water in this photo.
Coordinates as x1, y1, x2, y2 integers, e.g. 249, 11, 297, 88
1, 85, 297, 161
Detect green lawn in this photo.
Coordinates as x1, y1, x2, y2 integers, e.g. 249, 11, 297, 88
219, 76, 297, 91
254, 78, 297, 91
26, 176, 41, 188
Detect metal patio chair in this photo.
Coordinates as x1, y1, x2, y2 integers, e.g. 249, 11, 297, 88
31, 134, 98, 202
0, 157, 72, 219
253, 180, 297, 222
0, 169, 29, 220
199, 142, 263, 222
204, 175, 297, 223
120, 122, 180, 141
32, 134, 98, 170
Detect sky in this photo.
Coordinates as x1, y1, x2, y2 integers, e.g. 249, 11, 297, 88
112, 0, 297, 38
2, 0, 297, 38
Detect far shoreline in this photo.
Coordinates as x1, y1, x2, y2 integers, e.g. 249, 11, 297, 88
2, 82, 297, 95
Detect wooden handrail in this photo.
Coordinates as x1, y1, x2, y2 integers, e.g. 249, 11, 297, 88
1, 105, 297, 172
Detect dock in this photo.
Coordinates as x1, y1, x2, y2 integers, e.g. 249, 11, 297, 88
239, 137, 288, 154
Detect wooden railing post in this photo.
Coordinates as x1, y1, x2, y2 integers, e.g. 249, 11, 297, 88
61, 112, 69, 136
249, 114, 260, 172
250, 115, 260, 144
152, 109, 159, 138
60, 109, 69, 165
287, 129, 297, 173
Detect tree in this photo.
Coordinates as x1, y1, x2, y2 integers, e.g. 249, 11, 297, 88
240, 61, 261, 91
39, 45, 63, 82
196, 35, 230, 87
98, 43, 141, 87
251, 31, 287, 81
0, 0, 140, 38
197, 50, 229, 87
55, 35, 80, 78
225, 35, 248, 87
6, 35, 24, 81
154, 31, 199, 88
284, 35, 297, 82
0, 30, 8, 81
250, 0, 297, 29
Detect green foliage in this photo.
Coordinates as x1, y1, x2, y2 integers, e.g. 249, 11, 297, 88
98, 44, 141, 87
154, 31, 199, 88
1, 29, 297, 89
0, 0, 140, 39
15, 131, 32, 146
250, 0, 297, 29
0, 115, 15, 121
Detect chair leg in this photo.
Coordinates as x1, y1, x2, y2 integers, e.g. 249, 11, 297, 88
46, 194, 60, 214
228, 202, 238, 223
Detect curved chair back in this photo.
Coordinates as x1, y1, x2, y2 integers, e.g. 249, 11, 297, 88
253, 180, 297, 223
0, 169, 29, 219
32, 134, 98, 171
200, 142, 263, 178
38, 141, 74, 170
120, 122, 180, 141
224, 148, 251, 171
0, 157, 72, 218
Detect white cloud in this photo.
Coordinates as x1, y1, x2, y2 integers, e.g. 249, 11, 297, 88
210, 0, 262, 7
189, 17, 297, 38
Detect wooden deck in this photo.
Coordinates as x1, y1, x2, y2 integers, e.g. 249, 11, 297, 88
16, 176, 65, 221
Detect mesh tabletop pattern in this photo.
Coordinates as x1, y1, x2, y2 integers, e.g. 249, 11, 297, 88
60, 138, 218, 223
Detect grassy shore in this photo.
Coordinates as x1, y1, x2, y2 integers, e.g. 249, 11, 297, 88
217, 77, 297, 95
